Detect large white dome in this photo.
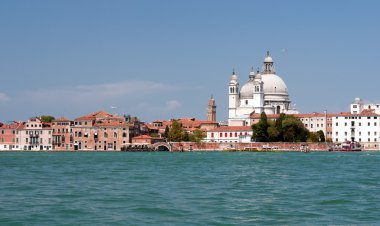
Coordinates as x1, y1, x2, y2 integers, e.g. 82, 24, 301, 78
261, 73, 288, 94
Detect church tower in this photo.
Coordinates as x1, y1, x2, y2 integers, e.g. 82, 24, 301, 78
228, 70, 239, 119
252, 69, 264, 113
207, 95, 216, 122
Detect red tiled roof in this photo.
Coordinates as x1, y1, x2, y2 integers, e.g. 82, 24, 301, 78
132, 135, 153, 139
208, 126, 251, 132
0, 122, 25, 129
75, 111, 123, 121
53, 117, 71, 122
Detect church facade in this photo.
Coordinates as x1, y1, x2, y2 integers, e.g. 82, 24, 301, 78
228, 52, 298, 126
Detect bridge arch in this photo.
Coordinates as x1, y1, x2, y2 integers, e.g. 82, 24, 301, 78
153, 142, 172, 152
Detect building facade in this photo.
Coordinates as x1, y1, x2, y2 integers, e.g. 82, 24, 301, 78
0, 122, 24, 150
52, 117, 73, 151
332, 111, 380, 149
72, 111, 129, 151
20, 118, 53, 151
204, 126, 252, 143
228, 52, 298, 126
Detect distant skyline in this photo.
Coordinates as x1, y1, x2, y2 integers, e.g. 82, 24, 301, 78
1, 0, 380, 122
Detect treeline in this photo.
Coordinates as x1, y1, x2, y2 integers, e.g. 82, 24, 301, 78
252, 112, 325, 142
162, 120, 205, 142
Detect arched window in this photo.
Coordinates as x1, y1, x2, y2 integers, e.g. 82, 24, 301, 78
276, 106, 281, 114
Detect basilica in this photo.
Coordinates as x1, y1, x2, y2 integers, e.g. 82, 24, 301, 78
228, 52, 298, 126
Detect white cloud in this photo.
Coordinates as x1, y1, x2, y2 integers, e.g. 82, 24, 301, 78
22, 80, 178, 102
0, 93, 10, 102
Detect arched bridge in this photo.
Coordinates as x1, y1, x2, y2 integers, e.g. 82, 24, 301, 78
153, 142, 172, 152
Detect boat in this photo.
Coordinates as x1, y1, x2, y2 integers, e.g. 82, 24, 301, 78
328, 141, 361, 152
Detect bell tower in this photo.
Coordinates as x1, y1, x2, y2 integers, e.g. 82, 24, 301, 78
207, 95, 216, 122
228, 70, 239, 119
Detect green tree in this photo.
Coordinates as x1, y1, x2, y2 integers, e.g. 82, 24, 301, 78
189, 129, 205, 142
275, 113, 286, 141
282, 115, 308, 142
182, 131, 190, 142
317, 130, 325, 142
163, 125, 169, 138
168, 120, 184, 142
268, 123, 280, 142
40, 115, 55, 123
252, 112, 269, 142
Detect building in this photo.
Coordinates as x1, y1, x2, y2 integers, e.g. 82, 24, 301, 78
52, 117, 73, 151
229, 52, 298, 126
131, 135, 165, 144
204, 126, 252, 143
147, 118, 218, 137
0, 122, 24, 150
20, 118, 53, 151
351, 97, 380, 114
72, 111, 129, 150
332, 110, 380, 149
207, 95, 216, 122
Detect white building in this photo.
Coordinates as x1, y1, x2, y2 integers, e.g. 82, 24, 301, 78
204, 126, 252, 143
20, 118, 53, 151
351, 97, 380, 114
229, 52, 298, 126
332, 111, 380, 149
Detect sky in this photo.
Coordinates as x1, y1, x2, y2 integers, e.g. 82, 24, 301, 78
1, 0, 380, 123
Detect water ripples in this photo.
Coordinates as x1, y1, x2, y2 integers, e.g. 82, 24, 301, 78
1, 151, 380, 225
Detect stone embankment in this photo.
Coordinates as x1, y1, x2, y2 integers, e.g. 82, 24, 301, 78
170, 142, 331, 152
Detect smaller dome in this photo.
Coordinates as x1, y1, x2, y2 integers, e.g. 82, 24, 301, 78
264, 56, 273, 63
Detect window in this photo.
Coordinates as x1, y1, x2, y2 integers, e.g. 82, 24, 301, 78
368, 132, 370, 136
359, 138, 362, 142
235, 132, 237, 137
220, 133, 223, 137
368, 138, 370, 142
368, 122, 370, 126
336, 123, 338, 126
344, 132, 347, 136
229, 133, 232, 137
359, 122, 361, 126
336, 132, 338, 136
104, 132, 108, 138
211, 133, 214, 138
245, 100, 248, 105
344, 122, 347, 126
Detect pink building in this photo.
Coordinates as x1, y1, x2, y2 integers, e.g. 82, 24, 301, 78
52, 117, 73, 151
20, 118, 53, 150
72, 111, 129, 150
0, 122, 24, 150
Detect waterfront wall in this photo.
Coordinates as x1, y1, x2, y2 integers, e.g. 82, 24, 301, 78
171, 142, 332, 152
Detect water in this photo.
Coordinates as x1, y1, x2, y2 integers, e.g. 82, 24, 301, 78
1, 151, 380, 225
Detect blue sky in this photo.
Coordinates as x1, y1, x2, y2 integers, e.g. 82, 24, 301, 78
1, 0, 380, 122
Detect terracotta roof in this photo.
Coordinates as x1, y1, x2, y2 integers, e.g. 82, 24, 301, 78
75, 111, 123, 121
132, 135, 153, 139
332, 110, 379, 117
53, 117, 71, 122
0, 122, 25, 129
209, 126, 252, 132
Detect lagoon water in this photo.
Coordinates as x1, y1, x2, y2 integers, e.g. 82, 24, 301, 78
1, 151, 380, 225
